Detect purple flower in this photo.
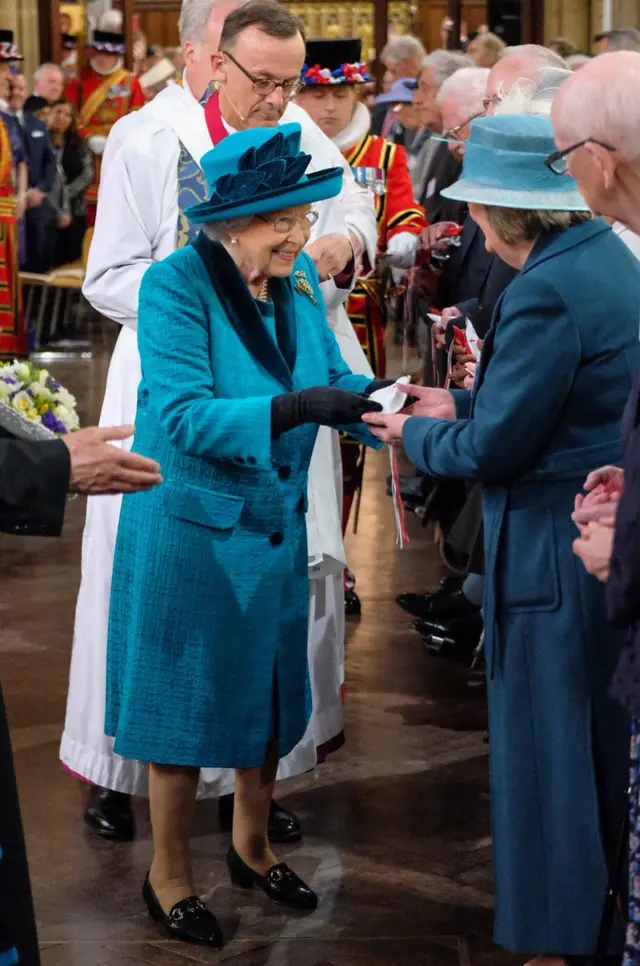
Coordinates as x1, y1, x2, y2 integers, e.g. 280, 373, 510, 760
42, 410, 67, 434
2, 376, 16, 384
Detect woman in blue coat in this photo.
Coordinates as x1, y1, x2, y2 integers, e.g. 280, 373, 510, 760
105, 123, 384, 948
364, 115, 640, 964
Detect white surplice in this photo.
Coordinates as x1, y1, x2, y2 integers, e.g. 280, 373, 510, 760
60, 78, 376, 798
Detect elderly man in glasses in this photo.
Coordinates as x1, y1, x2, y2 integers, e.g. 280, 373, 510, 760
552, 51, 640, 966
62, 0, 377, 848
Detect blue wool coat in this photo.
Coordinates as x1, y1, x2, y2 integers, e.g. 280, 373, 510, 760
403, 219, 640, 956
105, 235, 376, 769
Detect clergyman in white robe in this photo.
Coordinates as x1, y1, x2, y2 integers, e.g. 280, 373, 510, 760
60, 76, 377, 800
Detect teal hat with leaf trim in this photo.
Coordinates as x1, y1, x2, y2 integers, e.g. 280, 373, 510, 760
185, 123, 344, 224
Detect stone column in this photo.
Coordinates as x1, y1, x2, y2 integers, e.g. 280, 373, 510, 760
612, 0, 640, 25
544, 0, 591, 49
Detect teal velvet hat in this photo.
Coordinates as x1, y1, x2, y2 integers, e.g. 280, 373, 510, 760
441, 114, 589, 211
185, 122, 344, 224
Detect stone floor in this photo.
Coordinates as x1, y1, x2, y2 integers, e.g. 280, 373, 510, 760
1, 345, 516, 966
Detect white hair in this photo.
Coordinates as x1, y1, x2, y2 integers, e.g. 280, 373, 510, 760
553, 55, 640, 163
202, 217, 252, 241
381, 35, 426, 66
178, 0, 243, 45
495, 65, 572, 116
502, 44, 567, 70
33, 62, 63, 82
594, 28, 640, 52
422, 49, 472, 88
437, 66, 490, 116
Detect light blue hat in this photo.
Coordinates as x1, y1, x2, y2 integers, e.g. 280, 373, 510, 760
185, 123, 344, 224
441, 114, 589, 211
376, 78, 416, 105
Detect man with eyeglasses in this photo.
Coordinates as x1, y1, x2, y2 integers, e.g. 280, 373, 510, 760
554, 54, 640, 966
63, 0, 377, 849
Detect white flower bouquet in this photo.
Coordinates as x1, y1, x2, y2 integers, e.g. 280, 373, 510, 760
0, 360, 80, 441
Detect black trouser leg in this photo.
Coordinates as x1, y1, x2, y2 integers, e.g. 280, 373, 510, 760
0, 684, 40, 965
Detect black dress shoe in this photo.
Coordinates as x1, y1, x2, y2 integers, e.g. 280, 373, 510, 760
142, 874, 224, 947
218, 796, 302, 844
413, 612, 484, 641
344, 588, 361, 616
415, 613, 483, 664
396, 588, 478, 621
226, 846, 317, 910
84, 786, 135, 841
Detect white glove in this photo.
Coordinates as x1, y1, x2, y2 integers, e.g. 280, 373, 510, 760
386, 231, 418, 269
87, 135, 108, 156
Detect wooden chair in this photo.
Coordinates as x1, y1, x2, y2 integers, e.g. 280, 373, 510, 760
19, 227, 94, 349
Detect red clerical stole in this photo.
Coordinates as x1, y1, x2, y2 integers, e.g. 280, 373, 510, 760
204, 90, 230, 147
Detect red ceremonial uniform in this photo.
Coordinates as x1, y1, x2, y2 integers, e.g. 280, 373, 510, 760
343, 134, 425, 377
0, 117, 26, 358
64, 65, 145, 216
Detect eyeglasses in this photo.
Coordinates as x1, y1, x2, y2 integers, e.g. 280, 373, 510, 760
257, 210, 319, 234
222, 50, 304, 100
443, 109, 485, 140
544, 138, 616, 175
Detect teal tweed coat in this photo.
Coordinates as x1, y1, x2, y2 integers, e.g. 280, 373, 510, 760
105, 235, 376, 769
403, 220, 640, 956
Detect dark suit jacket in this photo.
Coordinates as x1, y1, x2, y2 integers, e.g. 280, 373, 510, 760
0, 434, 69, 536
370, 102, 388, 137
0, 433, 69, 966
418, 141, 464, 225
20, 112, 57, 271
21, 113, 56, 194
607, 378, 640, 717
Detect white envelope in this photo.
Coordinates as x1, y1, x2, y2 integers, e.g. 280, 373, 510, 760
369, 375, 411, 414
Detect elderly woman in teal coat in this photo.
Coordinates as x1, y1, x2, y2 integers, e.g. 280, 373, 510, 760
365, 115, 640, 965
104, 123, 385, 948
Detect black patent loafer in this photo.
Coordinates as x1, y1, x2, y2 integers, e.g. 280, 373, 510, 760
396, 588, 478, 621
142, 874, 224, 948
219, 796, 302, 844
84, 786, 135, 841
344, 589, 361, 616
227, 846, 318, 910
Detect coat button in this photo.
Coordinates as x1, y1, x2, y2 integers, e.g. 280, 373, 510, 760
278, 465, 291, 480
269, 532, 284, 546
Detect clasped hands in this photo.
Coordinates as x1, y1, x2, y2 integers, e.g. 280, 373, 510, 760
571, 465, 623, 582
362, 384, 456, 444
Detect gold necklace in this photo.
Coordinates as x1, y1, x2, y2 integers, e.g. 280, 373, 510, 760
257, 279, 269, 302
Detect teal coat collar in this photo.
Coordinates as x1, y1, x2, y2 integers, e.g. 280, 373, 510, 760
193, 233, 298, 390
521, 217, 610, 277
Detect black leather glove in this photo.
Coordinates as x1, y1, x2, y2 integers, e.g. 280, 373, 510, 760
271, 387, 382, 439
364, 378, 395, 396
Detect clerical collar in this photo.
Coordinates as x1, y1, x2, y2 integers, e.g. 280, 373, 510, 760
90, 56, 124, 76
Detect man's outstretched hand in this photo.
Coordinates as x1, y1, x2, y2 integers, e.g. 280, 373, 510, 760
63, 425, 162, 495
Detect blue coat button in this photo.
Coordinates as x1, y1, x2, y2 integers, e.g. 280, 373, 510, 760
278, 466, 291, 480
269, 532, 284, 545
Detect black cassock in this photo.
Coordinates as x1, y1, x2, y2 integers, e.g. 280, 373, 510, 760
0, 432, 69, 965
